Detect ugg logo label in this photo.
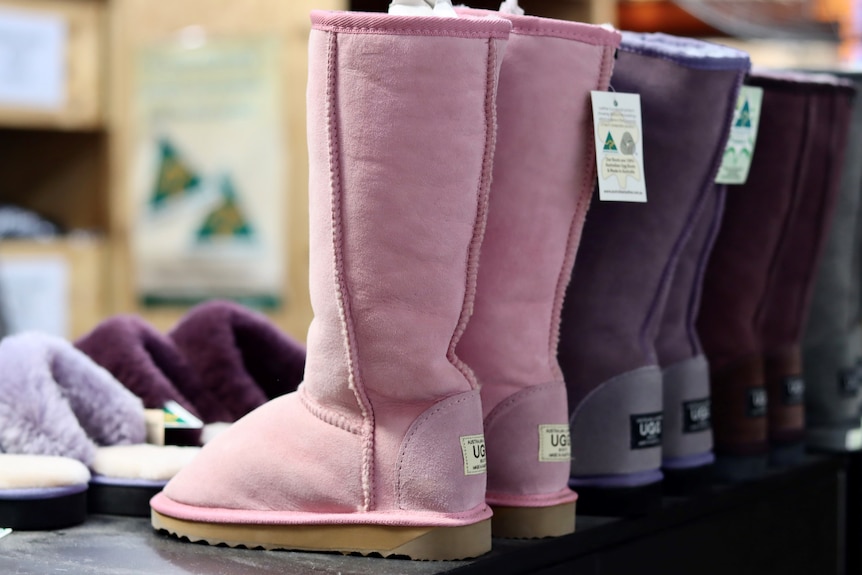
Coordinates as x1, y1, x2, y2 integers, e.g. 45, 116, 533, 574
630, 412, 662, 449
840, 364, 862, 397
782, 376, 805, 405
539, 424, 572, 462
460, 434, 486, 476
747, 387, 767, 417
683, 399, 711, 433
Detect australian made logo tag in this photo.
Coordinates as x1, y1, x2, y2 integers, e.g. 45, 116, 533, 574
630, 412, 662, 449
460, 434, 486, 476
747, 387, 767, 417
716, 86, 763, 185
539, 424, 571, 462
590, 91, 647, 203
683, 398, 711, 433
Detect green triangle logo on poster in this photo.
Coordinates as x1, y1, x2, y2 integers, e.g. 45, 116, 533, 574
149, 139, 201, 209
196, 176, 255, 241
735, 100, 751, 128
603, 131, 617, 151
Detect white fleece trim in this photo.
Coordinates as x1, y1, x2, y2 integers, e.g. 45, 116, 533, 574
0, 454, 90, 489
92, 445, 200, 481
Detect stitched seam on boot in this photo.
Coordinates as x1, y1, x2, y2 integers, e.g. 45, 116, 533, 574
313, 24, 508, 40
325, 31, 375, 512
685, 187, 725, 355
299, 388, 361, 435
395, 394, 472, 511
547, 44, 616, 380
447, 38, 498, 391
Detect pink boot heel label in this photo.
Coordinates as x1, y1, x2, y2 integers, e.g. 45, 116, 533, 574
460, 435, 487, 475
539, 425, 572, 462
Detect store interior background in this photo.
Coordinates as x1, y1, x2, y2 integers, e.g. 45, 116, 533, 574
0, 0, 857, 346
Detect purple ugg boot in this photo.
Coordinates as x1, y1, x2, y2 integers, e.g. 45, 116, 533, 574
698, 70, 855, 481
558, 33, 749, 515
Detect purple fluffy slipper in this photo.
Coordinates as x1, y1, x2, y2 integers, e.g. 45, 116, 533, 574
76, 315, 203, 445
0, 332, 199, 519
169, 300, 307, 424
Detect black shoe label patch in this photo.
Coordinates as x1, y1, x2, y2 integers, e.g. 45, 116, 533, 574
781, 376, 804, 405
747, 387, 767, 417
683, 398, 711, 433
840, 363, 862, 397
630, 412, 662, 449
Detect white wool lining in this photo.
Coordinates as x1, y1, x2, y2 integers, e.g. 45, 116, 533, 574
0, 454, 90, 489
92, 444, 200, 481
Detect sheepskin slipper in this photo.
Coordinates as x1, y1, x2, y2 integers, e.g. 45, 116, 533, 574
0, 332, 146, 465
169, 300, 306, 423
76, 315, 203, 445
0, 454, 90, 530
87, 445, 200, 517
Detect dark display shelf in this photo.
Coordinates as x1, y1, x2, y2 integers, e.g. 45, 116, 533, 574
0, 456, 846, 575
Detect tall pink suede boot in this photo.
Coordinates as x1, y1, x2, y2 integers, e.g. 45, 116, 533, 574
149, 11, 510, 560
455, 8, 620, 538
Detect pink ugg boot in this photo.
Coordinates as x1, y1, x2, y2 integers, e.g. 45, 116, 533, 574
455, 9, 619, 538
150, 10, 510, 560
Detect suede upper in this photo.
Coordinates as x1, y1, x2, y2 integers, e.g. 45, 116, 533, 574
154, 11, 510, 529
560, 36, 749, 409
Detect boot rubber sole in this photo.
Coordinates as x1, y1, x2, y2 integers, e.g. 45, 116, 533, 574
490, 501, 576, 539
151, 510, 491, 560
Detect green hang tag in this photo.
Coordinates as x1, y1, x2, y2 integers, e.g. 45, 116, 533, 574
715, 86, 764, 185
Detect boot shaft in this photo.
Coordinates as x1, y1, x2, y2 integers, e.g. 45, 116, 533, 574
560, 33, 749, 410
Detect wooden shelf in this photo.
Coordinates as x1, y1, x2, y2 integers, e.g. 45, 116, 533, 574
0, 0, 106, 130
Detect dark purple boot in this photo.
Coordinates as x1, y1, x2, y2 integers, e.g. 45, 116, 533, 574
698, 71, 854, 481
755, 71, 855, 466
559, 33, 748, 515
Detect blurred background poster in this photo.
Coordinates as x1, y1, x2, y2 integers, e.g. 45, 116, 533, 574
131, 34, 286, 308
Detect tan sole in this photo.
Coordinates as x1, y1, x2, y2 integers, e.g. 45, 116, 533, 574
490, 501, 576, 539
151, 510, 491, 560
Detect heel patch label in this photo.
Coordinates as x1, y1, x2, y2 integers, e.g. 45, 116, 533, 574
840, 365, 861, 397
781, 376, 805, 406
747, 387, 767, 417
630, 412, 662, 449
683, 399, 711, 433
538, 425, 571, 462
459, 434, 486, 476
